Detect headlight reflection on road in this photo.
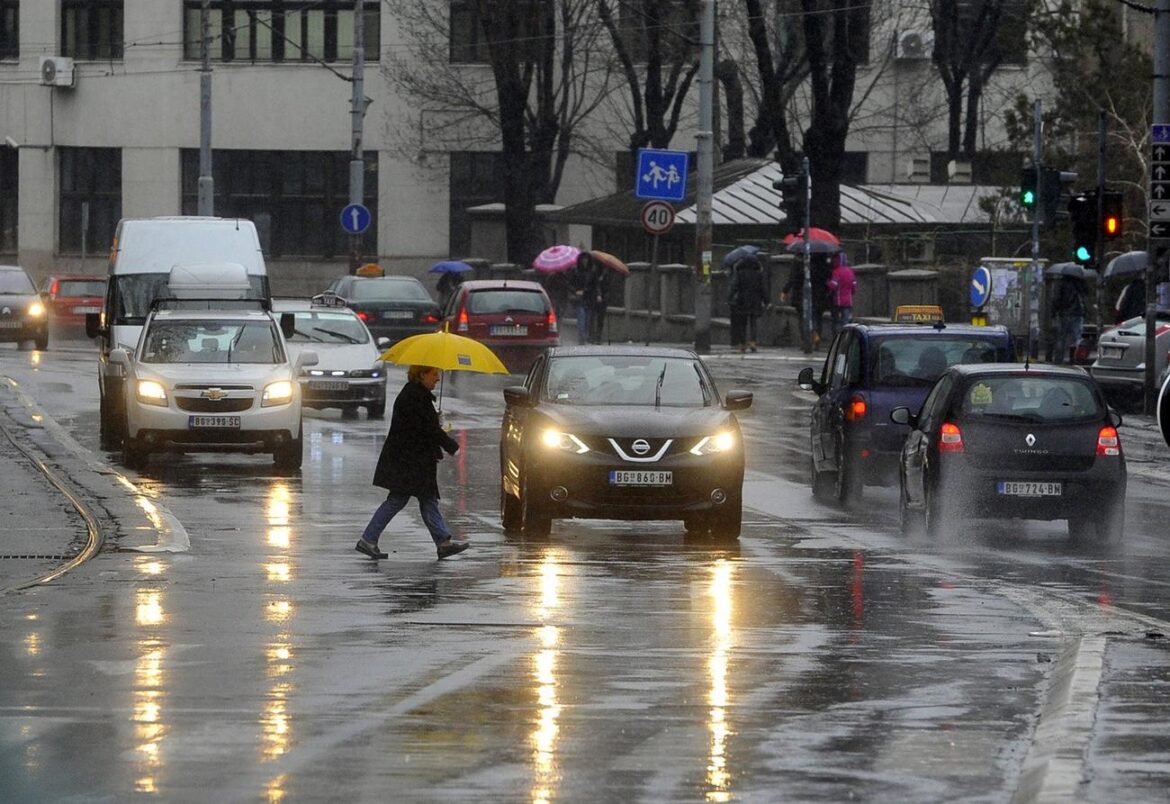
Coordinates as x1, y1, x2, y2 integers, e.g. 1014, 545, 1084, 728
707, 559, 735, 802
133, 640, 167, 794
531, 552, 564, 804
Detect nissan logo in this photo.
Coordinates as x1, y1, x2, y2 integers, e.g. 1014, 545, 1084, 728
1025, 433, 1036, 447
632, 439, 651, 455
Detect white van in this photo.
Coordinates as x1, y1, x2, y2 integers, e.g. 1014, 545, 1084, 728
87, 217, 271, 448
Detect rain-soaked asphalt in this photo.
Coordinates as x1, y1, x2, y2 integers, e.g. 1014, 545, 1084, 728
1, 338, 1168, 802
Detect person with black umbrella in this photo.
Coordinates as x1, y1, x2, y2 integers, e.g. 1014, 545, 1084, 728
1051, 275, 1086, 365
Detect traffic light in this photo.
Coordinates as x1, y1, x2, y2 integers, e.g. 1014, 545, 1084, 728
773, 170, 809, 233
1019, 167, 1037, 209
1100, 191, 1123, 240
1040, 167, 1078, 225
1068, 191, 1097, 265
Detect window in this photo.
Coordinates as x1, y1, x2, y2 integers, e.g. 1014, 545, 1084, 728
449, 151, 504, 257
0, 0, 17, 59
0, 146, 15, 252
62, 0, 123, 60
59, 147, 122, 255
183, 1, 379, 63
181, 150, 378, 258
449, 0, 541, 64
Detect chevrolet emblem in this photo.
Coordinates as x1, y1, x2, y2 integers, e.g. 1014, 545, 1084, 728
202, 388, 228, 401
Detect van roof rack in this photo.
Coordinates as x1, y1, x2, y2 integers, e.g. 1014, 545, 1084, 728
150, 297, 270, 312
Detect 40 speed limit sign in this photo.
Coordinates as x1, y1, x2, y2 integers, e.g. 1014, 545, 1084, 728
640, 201, 675, 235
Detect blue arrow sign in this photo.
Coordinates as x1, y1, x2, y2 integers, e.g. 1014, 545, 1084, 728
340, 203, 371, 235
970, 266, 993, 309
1154, 125, 1170, 144
635, 148, 688, 202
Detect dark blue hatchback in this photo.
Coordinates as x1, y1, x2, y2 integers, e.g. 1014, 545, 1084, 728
797, 322, 1015, 505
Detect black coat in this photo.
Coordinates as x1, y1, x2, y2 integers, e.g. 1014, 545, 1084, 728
729, 263, 766, 314
372, 381, 459, 498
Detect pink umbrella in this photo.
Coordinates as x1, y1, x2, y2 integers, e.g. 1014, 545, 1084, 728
533, 245, 581, 273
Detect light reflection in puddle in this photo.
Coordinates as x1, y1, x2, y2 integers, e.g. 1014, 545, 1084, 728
133, 640, 166, 794
706, 560, 734, 802
531, 552, 563, 803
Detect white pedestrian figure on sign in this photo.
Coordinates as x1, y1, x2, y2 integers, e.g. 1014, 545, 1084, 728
665, 164, 680, 189
643, 160, 668, 188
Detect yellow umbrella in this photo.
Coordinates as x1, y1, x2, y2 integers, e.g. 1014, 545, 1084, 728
379, 327, 509, 375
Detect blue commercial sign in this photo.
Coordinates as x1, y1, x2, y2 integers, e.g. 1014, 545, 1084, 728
635, 149, 688, 202
970, 265, 993, 309
340, 203, 372, 235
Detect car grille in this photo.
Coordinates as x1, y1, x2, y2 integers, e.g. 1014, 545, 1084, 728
174, 384, 253, 390
176, 396, 254, 413
582, 436, 683, 460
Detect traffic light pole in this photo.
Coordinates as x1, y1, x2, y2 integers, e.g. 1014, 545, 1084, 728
1147, 0, 1170, 413
801, 156, 813, 354
1028, 100, 1042, 359
692, 0, 714, 354
1096, 112, 1106, 358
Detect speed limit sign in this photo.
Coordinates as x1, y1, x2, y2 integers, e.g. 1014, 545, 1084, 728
640, 201, 675, 235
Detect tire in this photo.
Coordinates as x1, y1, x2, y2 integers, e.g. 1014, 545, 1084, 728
683, 514, 708, 534
1094, 496, 1125, 544
924, 483, 947, 539
520, 471, 552, 538
501, 486, 522, 533
709, 493, 742, 541
99, 386, 125, 451
340, 406, 360, 420
34, 330, 48, 351
273, 421, 304, 472
122, 435, 148, 470
835, 452, 862, 507
366, 400, 386, 419
899, 483, 925, 537
810, 455, 833, 501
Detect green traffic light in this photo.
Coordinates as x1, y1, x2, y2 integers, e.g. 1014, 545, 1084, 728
1021, 189, 1036, 206
1074, 245, 1092, 262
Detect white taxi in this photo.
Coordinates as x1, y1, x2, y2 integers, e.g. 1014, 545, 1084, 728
110, 305, 317, 471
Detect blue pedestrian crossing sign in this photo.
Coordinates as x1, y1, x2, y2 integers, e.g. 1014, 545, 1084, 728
340, 203, 372, 235
970, 265, 993, 309
635, 148, 688, 202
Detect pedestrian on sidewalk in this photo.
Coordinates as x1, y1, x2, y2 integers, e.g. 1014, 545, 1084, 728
1050, 275, 1085, 365
729, 254, 766, 352
570, 252, 598, 345
826, 252, 857, 334
588, 257, 611, 344
356, 365, 468, 561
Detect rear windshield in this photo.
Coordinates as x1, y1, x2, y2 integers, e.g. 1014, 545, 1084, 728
0, 271, 35, 294
871, 336, 1008, 387
141, 320, 283, 365
350, 279, 431, 302
468, 290, 548, 315
57, 280, 106, 297
958, 376, 1102, 422
287, 311, 369, 344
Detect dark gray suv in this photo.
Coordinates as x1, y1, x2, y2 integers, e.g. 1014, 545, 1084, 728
0, 265, 49, 350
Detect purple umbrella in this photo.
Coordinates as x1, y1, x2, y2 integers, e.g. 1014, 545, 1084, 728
429, 260, 474, 274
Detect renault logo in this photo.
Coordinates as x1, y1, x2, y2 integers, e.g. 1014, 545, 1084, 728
632, 439, 651, 455
1025, 433, 1036, 447
203, 388, 228, 401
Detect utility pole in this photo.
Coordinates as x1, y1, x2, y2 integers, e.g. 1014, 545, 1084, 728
692, 0, 714, 354
1029, 99, 1042, 359
801, 155, 812, 354
197, 0, 213, 216
349, 0, 367, 273
1096, 112, 1107, 354
1146, 0, 1170, 413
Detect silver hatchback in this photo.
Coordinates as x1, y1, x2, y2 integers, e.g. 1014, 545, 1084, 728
1089, 313, 1170, 407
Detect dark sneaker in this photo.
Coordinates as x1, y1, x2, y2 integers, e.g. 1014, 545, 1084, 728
436, 540, 470, 559
355, 539, 388, 560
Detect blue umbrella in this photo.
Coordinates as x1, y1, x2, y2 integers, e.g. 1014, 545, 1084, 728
722, 244, 761, 268
429, 260, 474, 274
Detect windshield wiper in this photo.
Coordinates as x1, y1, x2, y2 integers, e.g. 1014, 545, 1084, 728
312, 326, 361, 344
655, 363, 667, 409
227, 327, 245, 362
294, 327, 323, 342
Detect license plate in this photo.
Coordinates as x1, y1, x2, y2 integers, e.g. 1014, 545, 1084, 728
0, 321, 20, 329
382, 310, 414, 319
309, 380, 348, 391
997, 481, 1062, 497
609, 470, 673, 486
189, 415, 241, 429
1099, 345, 1124, 360
490, 325, 528, 336
73, 306, 100, 314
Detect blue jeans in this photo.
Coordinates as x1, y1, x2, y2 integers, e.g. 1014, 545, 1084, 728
1053, 314, 1083, 364
831, 305, 852, 334
575, 303, 590, 345
361, 494, 453, 547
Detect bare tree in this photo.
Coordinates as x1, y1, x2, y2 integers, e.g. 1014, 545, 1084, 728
741, 0, 807, 166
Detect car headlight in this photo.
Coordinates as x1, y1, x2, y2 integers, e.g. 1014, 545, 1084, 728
690, 431, 736, 456
136, 380, 168, 406
540, 428, 589, 454
262, 380, 294, 406
27, 301, 46, 318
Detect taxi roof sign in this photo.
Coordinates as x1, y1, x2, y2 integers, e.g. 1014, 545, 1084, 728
310, 291, 349, 309
893, 304, 945, 324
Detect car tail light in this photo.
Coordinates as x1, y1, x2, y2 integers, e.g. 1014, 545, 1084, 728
844, 395, 867, 422
457, 305, 469, 332
547, 308, 558, 334
421, 313, 439, 324
939, 422, 964, 454
1096, 426, 1120, 457
355, 311, 370, 322
49, 279, 60, 298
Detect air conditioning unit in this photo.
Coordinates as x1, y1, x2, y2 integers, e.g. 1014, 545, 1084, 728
947, 159, 973, 183
39, 56, 76, 88
896, 31, 934, 60
904, 155, 930, 183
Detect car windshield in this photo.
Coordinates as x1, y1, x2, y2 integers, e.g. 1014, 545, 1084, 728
871, 336, 1007, 387
141, 320, 283, 365
468, 290, 548, 315
958, 376, 1102, 422
0, 270, 35, 294
57, 280, 106, 297
112, 273, 269, 325
543, 355, 712, 407
350, 279, 431, 302
287, 311, 369, 344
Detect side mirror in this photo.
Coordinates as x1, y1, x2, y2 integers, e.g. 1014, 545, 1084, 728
296, 350, 319, 369
376, 337, 390, 349
723, 390, 753, 410
890, 406, 916, 427
796, 366, 823, 394
279, 312, 296, 340
108, 347, 130, 367
85, 312, 104, 339
1109, 409, 1123, 428
503, 385, 532, 407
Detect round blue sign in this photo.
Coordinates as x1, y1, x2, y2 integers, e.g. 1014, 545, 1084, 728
970, 266, 992, 309
340, 203, 371, 235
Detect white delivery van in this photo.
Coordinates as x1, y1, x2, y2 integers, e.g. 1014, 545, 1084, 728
87, 217, 271, 448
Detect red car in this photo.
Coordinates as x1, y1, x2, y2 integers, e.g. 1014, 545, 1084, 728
439, 279, 559, 373
42, 274, 106, 326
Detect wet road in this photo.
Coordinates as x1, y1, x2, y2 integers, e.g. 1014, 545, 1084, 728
1, 340, 1168, 802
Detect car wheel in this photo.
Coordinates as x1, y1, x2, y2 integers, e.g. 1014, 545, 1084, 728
683, 514, 708, 534
122, 433, 148, 470
366, 400, 386, 419
340, 406, 360, 420
99, 387, 125, 450
34, 330, 48, 351
810, 455, 833, 500
1094, 494, 1125, 545
501, 486, 522, 533
520, 471, 552, 538
1066, 516, 1094, 544
834, 452, 862, 507
899, 483, 925, 538
924, 483, 947, 539
709, 493, 742, 541
273, 421, 304, 472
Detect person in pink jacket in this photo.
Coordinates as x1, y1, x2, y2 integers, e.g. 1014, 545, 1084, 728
826, 253, 857, 334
